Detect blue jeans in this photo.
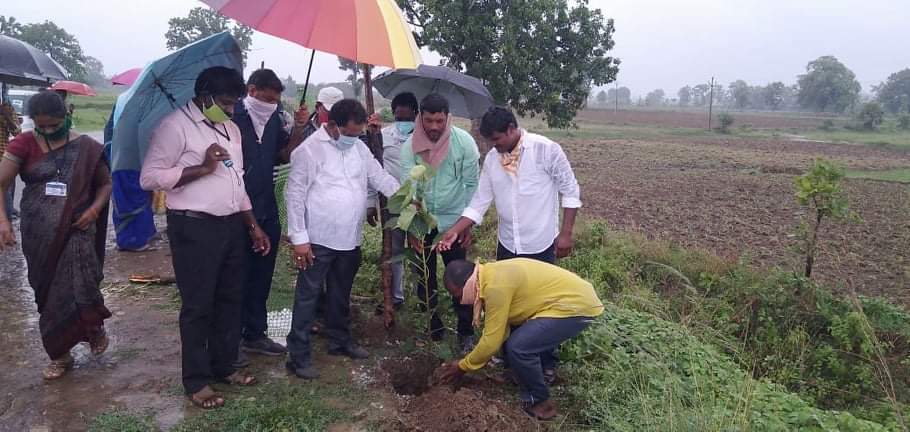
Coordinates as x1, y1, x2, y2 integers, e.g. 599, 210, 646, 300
503, 316, 593, 404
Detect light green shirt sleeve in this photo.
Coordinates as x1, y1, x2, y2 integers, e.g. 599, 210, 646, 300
399, 137, 416, 184
456, 129, 480, 210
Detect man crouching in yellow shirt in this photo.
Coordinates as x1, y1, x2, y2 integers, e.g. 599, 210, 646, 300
436, 258, 604, 420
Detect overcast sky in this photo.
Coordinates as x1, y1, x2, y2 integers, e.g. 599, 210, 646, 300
4, 0, 908, 98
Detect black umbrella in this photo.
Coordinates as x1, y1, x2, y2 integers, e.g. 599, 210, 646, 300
373, 65, 494, 119
0, 35, 68, 86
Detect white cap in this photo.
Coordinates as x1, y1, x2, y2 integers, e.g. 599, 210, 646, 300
317, 87, 344, 111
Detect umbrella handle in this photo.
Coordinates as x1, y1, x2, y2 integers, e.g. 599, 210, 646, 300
300, 49, 316, 107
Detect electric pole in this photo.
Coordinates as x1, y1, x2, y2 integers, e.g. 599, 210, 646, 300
707, 76, 715, 131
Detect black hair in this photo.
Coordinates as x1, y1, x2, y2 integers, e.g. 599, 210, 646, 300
247, 68, 285, 92
329, 99, 368, 127
391, 92, 419, 113
27, 90, 67, 119
195, 66, 246, 98
479, 106, 518, 137
444, 260, 476, 291
420, 93, 449, 115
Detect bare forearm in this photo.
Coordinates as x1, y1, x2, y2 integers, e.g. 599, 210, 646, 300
241, 210, 257, 230
90, 183, 113, 213
174, 165, 213, 188
560, 207, 578, 235
450, 217, 476, 234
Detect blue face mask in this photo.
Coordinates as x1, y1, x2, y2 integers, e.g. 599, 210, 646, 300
395, 121, 415, 136
334, 134, 359, 151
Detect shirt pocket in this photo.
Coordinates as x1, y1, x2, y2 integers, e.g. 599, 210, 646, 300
518, 166, 551, 196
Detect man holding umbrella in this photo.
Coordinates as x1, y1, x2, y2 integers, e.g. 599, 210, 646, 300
400, 93, 480, 352
140, 66, 270, 409
367, 92, 420, 313
231, 68, 309, 367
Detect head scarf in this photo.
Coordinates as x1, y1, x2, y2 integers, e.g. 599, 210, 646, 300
411, 113, 452, 169
460, 263, 484, 328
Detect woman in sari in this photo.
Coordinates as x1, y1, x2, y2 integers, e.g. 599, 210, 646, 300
0, 91, 113, 380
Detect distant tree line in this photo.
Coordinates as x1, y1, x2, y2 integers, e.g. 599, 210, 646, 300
593, 56, 910, 116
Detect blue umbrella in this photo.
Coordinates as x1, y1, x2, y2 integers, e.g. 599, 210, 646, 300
111, 31, 242, 172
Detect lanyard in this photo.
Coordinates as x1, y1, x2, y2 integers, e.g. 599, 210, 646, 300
42, 135, 71, 181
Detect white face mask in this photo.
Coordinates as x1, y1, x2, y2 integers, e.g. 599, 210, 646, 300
244, 95, 278, 139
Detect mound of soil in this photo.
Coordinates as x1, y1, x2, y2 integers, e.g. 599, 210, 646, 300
393, 386, 537, 432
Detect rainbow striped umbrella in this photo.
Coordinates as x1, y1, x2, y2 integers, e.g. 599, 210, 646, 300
201, 0, 422, 69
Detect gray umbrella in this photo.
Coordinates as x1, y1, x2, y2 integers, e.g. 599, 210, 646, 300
373, 65, 494, 119
0, 35, 68, 86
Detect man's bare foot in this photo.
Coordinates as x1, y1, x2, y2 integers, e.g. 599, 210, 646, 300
525, 399, 558, 420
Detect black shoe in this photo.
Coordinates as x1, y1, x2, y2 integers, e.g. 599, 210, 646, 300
458, 335, 476, 354
232, 349, 250, 369
328, 344, 369, 360
285, 362, 320, 379
242, 337, 288, 356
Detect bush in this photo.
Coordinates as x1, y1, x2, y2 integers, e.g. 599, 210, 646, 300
898, 114, 910, 131
717, 113, 735, 133
820, 119, 837, 131
857, 102, 885, 131
561, 223, 910, 425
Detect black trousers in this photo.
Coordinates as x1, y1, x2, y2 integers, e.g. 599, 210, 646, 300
287, 245, 361, 369
496, 241, 557, 264
167, 213, 248, 395
413, 230, 473, 337
241, 216, 281, 342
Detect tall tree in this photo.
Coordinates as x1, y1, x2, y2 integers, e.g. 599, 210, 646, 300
613, 86, 631, 105
399, 0, 619, 128
595, 89, 608, 105
82, 56, 107, 87
729, 80, 751, 110
1, 17, 87, 81
763, 82, 787, 111
875, 68, 910, 114
678, 86, 692, 107
797, 56, 861, 113
645, 89, 665, 106
337, 56, 363, 99
165, 7, 253, 63
692, 84, 709, 107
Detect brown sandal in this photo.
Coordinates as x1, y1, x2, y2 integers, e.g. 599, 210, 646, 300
43, 353, 74, 380
188, 386, 225, 410
219, 371, 257, 386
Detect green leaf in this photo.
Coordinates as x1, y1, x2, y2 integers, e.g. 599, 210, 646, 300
383, 217, 399, 230
398, 205, 417, 232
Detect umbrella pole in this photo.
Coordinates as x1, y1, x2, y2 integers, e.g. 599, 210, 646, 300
300, 49, 316, 106
362, 63, 393, 328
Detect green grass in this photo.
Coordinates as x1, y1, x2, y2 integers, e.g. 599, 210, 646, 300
87, 410, 157, 432
71, 93, 118, 132
846, 168, 910, 183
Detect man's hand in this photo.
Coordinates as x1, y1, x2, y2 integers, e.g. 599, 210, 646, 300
293, 243, 315, 270
435, 229, 460, 252
294, 104, 310, 127
556, 231, 575, 258
250, 226, 271, 256
435, 360, 466, 385
366, 207, 379, 227
203, 143, 231, 174
367, 113, 382, 134
0, 220, 15, 250
457, 228, 473, 250
72, 207, 100, 231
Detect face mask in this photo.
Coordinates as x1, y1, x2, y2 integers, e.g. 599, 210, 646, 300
203, 96, 231, 123
36, 115, 72, 141
334, 134, 359, 151
245, 95, 278, 116
317, 110, 330, 125
395, 121, 415, 136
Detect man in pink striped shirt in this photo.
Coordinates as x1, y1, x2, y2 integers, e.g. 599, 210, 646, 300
140, 66, 270, 409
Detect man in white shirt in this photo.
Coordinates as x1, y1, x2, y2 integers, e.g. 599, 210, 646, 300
438, 106, 581, 263
366, 92, 419, 313
285, 99, 400, 379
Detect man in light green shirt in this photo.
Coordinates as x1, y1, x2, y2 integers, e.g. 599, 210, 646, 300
399, 93, 479, 351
